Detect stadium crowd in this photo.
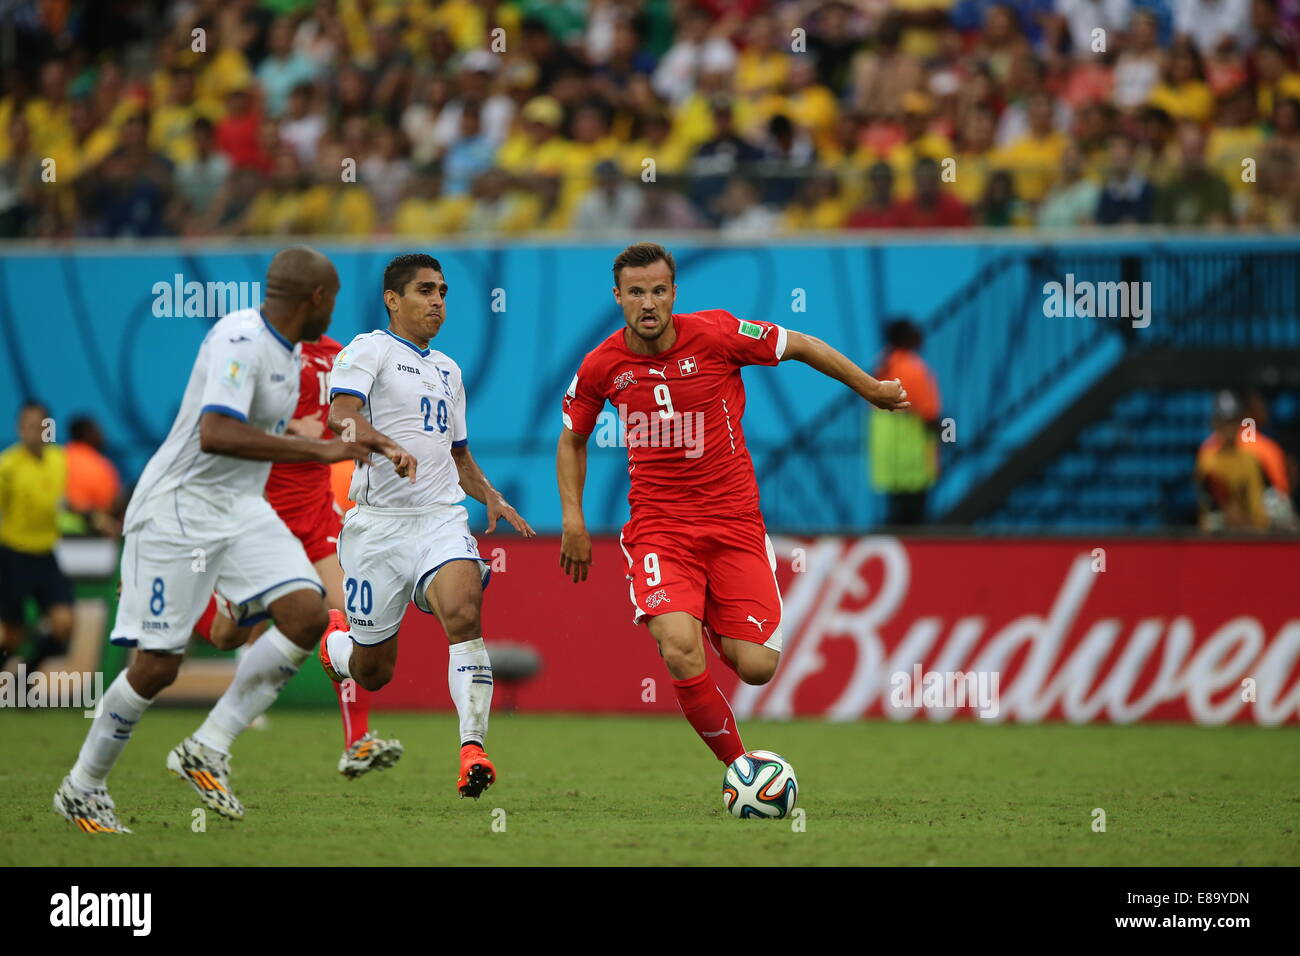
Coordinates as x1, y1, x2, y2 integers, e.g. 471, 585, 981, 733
0, 0, 1295, 239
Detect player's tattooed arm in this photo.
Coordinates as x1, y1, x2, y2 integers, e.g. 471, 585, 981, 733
327, 394, 417, 481
199, 411, 368, 464
556, 428, 593, 582
450, 444, 535, 537
780, 330, 911, 411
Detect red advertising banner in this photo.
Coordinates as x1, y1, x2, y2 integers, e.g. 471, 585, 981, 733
381, 536, 1300, 725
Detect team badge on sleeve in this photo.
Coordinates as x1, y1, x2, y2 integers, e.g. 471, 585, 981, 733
737, 320, 767, 339
225, 361, 244, 385
334, 349, 351, 370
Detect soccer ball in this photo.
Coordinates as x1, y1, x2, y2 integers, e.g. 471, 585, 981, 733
722, 750, 798, 819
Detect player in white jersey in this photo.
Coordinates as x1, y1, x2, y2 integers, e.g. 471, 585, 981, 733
53, 248, 383, 834
319, 253, 534, 799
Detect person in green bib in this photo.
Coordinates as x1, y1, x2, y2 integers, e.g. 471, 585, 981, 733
869, 319, 942, 525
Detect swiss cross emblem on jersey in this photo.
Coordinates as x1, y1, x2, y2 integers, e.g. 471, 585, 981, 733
678, 356, 698, 376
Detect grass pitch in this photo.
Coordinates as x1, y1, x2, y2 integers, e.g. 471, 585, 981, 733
3, 708, 1297, 866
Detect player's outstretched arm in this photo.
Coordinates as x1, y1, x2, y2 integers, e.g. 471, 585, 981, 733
781, 330, 911, 411
450, 444, 535, 537
327, 394, 417, 481
556, 428, 593, 582
199, 411, 368, 464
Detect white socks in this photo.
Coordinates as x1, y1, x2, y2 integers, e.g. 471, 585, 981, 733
71, 671, 153, 792
194, 626, 308, 754
325, 629, 354, 679
448, 638, 493, 746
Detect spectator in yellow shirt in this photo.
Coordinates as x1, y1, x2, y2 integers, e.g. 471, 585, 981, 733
150, 66, 223, 165
1254, 40, 1300, 118
0, 402, 76, 672
24, 59, 74, 157
1197, 393, 1269, 532
619, 110, 692, 179
751, 59, 840, 155
298, 142, 378, 236
496, 96, 571, 177
1206, 86, 1266, 197
951, 104, 998, 206
989, 92, 1068, 204
1148, 40, 1215, 123
735, 14, 790, 99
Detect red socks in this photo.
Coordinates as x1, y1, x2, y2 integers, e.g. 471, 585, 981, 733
332, 677, 371, 747
672, 671, 745, 764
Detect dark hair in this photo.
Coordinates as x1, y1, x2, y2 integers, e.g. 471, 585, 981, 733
612, 242, 675, 286
768, 113, 794, 138
885, 318, 921, 350
384, 253, 444, 302
19, 399, 48, 419
70, 416, 100, 444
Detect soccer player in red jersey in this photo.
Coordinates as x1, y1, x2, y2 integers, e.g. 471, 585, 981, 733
192, 334, 402, 778
556, 242, 909, 769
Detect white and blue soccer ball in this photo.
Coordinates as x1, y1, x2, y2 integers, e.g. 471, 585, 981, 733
723, 750, 798, 819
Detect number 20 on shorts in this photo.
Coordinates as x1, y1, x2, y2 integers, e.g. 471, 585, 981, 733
345, 577, 373, 614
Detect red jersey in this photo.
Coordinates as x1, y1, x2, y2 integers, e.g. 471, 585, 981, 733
564, 310, 786, 519
264, 335, 342, 512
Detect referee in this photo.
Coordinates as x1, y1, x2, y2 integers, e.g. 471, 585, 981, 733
0, 401, 75, 671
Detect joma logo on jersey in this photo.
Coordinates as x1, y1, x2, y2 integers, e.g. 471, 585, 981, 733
396, 364, 420, 374
456, 665, 493, 672
645, 588, 671, 609
614, 371, 637, 390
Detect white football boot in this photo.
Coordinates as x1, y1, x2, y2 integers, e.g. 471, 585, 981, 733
53, 775, 132, 834
338, 731, 404, 779
166, 736, 245, 820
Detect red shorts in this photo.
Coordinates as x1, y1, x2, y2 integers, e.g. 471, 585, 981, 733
271, 488, 344, 564
619, 510, 783, 649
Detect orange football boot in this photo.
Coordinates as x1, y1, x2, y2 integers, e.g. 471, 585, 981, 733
318, 609, 348, 683
457, 743, 496, 799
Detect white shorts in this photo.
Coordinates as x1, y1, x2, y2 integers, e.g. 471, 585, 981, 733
112, 495, 323, 653
337, 503, 490, 645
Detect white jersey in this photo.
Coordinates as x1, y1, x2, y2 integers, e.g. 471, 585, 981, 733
329, 328, 468, 510
124, 308, 300, 534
